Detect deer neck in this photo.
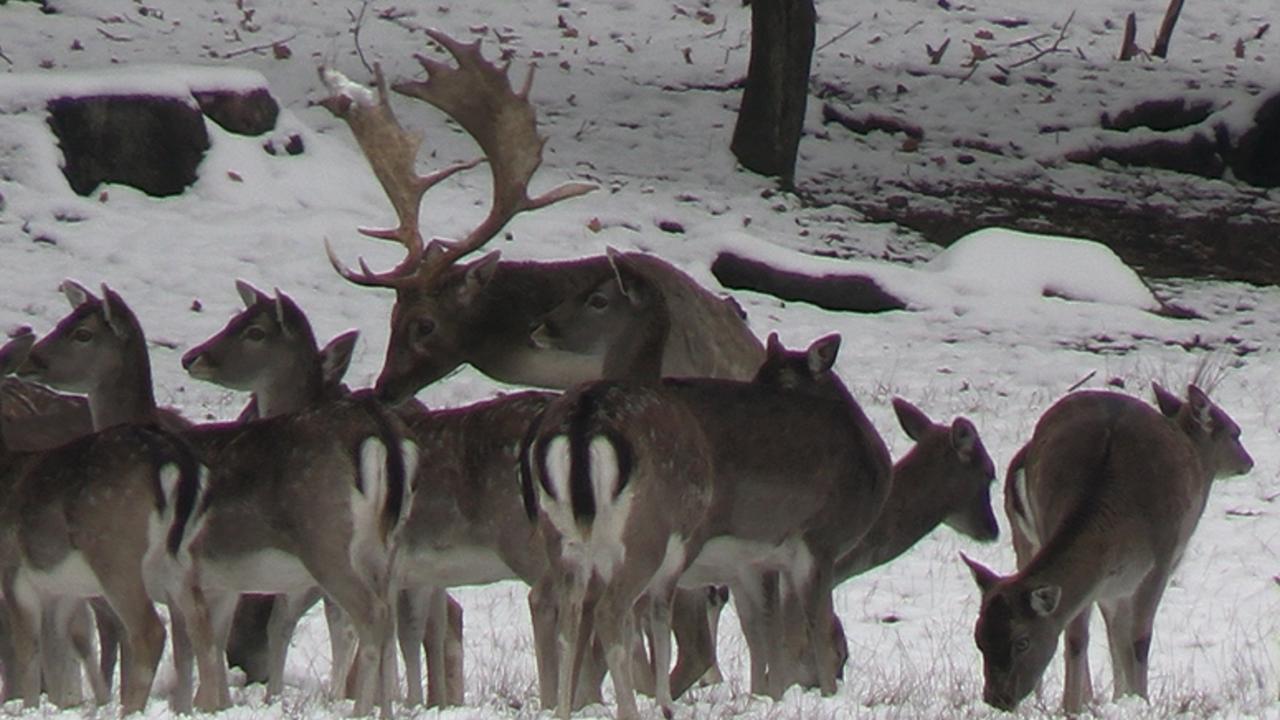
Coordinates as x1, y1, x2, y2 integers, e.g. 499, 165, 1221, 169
604, 300, 669, 383
837, 450, 958, 578
88, 359, 157, 430
253, 363, 324, 419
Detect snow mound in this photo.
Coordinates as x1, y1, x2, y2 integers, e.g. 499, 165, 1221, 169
926, 227, 1160, 311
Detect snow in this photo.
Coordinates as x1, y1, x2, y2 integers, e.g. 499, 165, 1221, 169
1, 0, 1278, 718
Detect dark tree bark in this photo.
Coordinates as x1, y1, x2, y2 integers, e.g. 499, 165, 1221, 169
731, 0, 816, 187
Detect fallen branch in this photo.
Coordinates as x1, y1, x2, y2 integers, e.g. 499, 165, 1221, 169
1006, 10, 1074, 69
96, 27, 133, 42
821, 103, 924, 139
1066, 370, 1097, 393
219, 32, 298, 59
816, 21, 862, 52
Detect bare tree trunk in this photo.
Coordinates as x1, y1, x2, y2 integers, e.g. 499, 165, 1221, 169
731, 0, 816, 188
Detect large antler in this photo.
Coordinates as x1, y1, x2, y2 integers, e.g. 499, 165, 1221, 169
320, 29, 596, 289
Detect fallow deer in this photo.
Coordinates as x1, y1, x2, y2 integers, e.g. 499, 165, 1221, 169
318, 31, 761, 403
763, 396, 1002, 695
9, 283, 208, 715
534, 260, 902, 699
964, 384, 1253, 712
181, 281, 465, 708
19, 282, 416, 717
522, 380, 717, 720
0, 331, 107, 708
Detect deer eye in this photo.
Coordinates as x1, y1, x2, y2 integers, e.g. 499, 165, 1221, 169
1013, 637, 1031, 654
587, 293, 609, 310
243, 326, 267, 342
415, 318, 437, 338
72, 327, 93, 343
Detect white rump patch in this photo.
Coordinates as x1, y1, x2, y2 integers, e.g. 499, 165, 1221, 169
1010, 465, 1041, 549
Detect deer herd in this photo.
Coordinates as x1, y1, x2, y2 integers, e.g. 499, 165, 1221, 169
0, 31, 1256, 720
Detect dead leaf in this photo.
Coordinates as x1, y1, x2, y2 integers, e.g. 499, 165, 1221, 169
227, 171, 244, 182
975, 29, 994, 40
587, 217, 603, 233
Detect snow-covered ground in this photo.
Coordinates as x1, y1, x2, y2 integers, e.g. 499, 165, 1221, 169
0, 1, 1277, 718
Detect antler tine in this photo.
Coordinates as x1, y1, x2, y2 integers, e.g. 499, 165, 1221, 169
393, 28, 596, 283
318, 63, 482, 287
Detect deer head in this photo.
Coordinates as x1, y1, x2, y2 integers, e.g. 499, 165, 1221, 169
891, 397, 999, 541
18, 281, 156, 430
182, 281, 357, 417
320, 31, 594, 401
1151, 382, 1254, 478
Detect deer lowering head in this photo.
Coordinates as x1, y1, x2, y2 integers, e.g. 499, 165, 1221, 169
320, 31, 595, 401
965, 385, 1251, 713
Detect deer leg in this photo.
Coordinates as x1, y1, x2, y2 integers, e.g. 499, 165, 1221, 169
170, 579, 233, 713
629, 595, 656, 698
668, 587, 714, 699
444, 594, 465, 706
729, 573, 772, 696
100, 578, 166, 715
225, 595, 273, 685
324, 597, 358, 701
166, 599, 194, 713
42, 598, 84, 708
795, 558, 839, 697
89, 598, 119, 695
396, 588, 429, 706
1099, 597, 1139, 700
4, 580, 43, 708
528, 576, 560, 710
1062, 605, 1094, 713
310, 569, 395, 719
648, 580, 680, 720
69, 600, 109, 706
423, 588, 450, 707
594, 584, 641, 720
555, 563, 589, 720
265, 587, 322, 701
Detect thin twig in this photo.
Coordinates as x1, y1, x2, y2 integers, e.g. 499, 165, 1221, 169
349, 0, 375, 75
1007, 10, 1074, 69
1006, 32, 1051, 49
96, 27, 133, 42
1066, 370, 1097, 393
816, 21, 862, 52
220, 32, 299, 59
0, 47, 11, 65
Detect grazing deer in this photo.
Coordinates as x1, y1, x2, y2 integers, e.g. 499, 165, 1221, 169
522, 380, 717, 720
182, 281, 465, 708
318, 31, 761, 404
964, 384, 1253, 712
8, 283, 208, 715
758, 396, 1002, 695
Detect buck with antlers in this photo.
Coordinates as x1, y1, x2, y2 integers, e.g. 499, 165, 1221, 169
964, 384, 1252, 712
6, 284, 208, 715
319, 30, 763, 403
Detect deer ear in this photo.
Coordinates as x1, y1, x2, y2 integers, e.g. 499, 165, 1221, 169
60, 279, 96, 309
100, 285, 133, 340
892, 397, 932, 442
961, 553, 1000, 594
1186, 385, 1214, 432
320, 330, 359, 387
235, 279, 269, 308
272, 290, 310, 338
606, 250, 647, 306
1027, 585, 1061, 616
464, 251, 502, 293
951, 418, 979, 461
0, 332, 35, 376
806, 333, 841, 375
1151, 382, 1182, 418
